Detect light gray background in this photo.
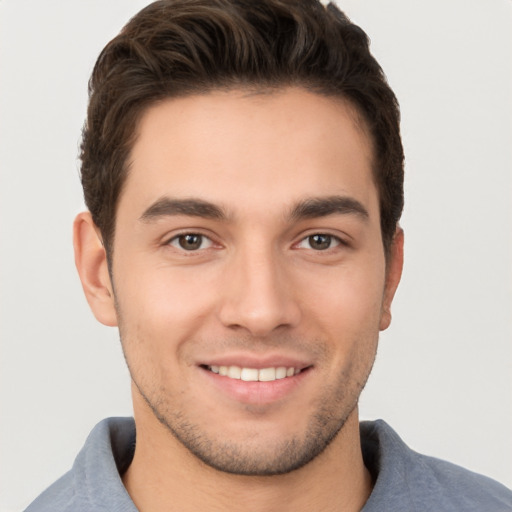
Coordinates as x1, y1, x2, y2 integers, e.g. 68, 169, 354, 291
1, 1, 511, 510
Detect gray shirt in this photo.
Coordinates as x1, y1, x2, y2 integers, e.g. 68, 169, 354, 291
26, 417, 512, 511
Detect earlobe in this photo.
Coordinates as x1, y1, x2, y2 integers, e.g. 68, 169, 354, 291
73, 212, 118, 327
379, 227, 404, 331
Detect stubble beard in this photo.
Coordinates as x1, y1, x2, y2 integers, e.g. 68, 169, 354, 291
114, 282, 379, 477
125, 343, 377, 477
134, 379, 358, 476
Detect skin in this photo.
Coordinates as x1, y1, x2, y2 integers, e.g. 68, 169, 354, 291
74, 88, 403, 512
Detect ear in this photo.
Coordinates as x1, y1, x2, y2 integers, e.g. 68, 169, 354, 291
73, 212, 118, 327
379, 227, 404, 331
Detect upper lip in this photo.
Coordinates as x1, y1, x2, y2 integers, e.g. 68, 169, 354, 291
199, 353, 312, 370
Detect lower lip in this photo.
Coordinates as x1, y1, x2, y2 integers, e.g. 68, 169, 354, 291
199, 366, 311, 405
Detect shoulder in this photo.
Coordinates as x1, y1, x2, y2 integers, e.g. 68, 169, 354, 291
361, 420, 512, 512
25, 472, 76, 512
25, 417, 137, 512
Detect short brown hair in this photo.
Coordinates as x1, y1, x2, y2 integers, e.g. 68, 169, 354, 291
80, 0, 404, 259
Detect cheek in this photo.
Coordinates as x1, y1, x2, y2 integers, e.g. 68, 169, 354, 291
301, 262, 386, 328
113, 263, 220, 354
298, 260, 385, 368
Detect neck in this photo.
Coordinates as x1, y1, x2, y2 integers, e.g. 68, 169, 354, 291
123, 398, 372, 512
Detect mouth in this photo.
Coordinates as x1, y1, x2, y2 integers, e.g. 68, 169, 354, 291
201, 364, 305, 382
198, 360, 313, 404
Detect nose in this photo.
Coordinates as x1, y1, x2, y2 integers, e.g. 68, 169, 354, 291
218, 244, 301, 336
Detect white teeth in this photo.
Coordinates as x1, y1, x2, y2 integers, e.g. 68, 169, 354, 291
227, 366, 242, 379
258, 367, 276, 382
275, 367, 287, 379
208, 365, 301, 382
240, 368, 259, 381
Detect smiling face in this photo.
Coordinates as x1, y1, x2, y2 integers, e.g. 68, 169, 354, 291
76, 88, 403, 476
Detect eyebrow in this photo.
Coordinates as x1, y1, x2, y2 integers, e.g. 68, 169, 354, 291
140, 197, 227, 222
289, 196, 369, 221
139, 194, 369, 223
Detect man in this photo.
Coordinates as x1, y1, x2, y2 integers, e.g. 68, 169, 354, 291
25, 1, 512, 511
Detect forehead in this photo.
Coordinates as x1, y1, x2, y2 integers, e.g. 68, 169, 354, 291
121, 88, 377, 220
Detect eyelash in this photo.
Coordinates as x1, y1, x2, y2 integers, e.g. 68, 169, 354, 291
165, 232, 347, 253
167, 233, 214, 251
295, 233, 345, 251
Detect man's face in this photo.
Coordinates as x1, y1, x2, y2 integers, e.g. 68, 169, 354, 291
108, 88, 401, 475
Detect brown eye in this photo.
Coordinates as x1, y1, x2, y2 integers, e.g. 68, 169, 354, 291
169, 234, 212, 251
308, 234, 333, 250
296, 234, 342, 251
